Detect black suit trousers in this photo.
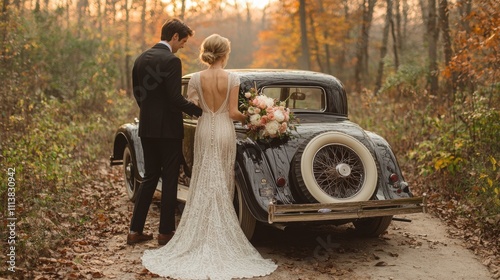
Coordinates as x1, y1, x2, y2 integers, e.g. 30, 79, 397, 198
129, 137, 182, 234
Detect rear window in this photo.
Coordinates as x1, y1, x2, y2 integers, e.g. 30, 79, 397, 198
261, 86, 326, 111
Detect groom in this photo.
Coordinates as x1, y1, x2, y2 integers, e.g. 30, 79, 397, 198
127, 18, 202, 245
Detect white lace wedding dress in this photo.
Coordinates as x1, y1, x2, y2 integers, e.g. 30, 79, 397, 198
142, 72, 277, 279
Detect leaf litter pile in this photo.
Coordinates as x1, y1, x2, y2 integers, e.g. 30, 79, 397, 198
23, 160, 159, 279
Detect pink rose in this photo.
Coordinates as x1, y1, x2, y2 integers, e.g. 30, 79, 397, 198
279, 122, 288, 133
267, 112, 275, 121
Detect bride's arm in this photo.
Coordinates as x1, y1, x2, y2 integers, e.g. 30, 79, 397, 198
228, 84, 246, 124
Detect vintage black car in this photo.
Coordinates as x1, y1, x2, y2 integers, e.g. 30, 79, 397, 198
110, 69, 426, 240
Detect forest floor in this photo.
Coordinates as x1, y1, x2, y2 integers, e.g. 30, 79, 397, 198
10, 161, 500, 279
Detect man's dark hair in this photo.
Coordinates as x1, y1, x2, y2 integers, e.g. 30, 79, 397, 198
161, 18, 194, 41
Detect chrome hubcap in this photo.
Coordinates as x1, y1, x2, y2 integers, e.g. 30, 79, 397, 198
336, 163, 351, 177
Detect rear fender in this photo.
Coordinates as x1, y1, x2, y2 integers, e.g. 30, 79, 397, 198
235, 139, 279, 223
110, 123, 144, 179
366, 131, 411, 199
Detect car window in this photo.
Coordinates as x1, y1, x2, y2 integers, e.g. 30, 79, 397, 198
261, 86, 325, 111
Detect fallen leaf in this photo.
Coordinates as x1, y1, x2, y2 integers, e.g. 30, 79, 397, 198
375, 261, 388, 267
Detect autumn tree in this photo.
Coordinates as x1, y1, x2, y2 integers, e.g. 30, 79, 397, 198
426, 0, 439, 95
253, 0, 349, 76
354, 0, 377, 92
447, 0, 499, 95
375, 0, 394, 94
298, 0, 310, 69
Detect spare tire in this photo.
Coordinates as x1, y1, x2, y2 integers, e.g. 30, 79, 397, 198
292, 131, 378, 203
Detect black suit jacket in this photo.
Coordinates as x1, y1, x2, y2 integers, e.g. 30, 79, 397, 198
132, 43, 202, 139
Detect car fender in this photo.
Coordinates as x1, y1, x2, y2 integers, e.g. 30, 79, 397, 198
235, 137, 278, 223
110, 122, 144, 179
365, 130, 412, 199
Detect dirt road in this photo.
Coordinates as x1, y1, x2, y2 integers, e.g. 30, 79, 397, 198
30, 166, 494, 280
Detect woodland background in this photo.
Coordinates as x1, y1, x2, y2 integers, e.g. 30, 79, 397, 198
1, 0, 499, 276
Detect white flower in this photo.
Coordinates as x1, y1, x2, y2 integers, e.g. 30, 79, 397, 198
264, 96, 275, 108
245, 91, 252, 98
265, 120, 280, 136
250, 114, 261, 126
273, 109, 285, 122
247, 106, 255, 114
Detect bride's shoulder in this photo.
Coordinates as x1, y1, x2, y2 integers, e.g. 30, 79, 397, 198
191, 71, 202, 81
228, 72, 240, 83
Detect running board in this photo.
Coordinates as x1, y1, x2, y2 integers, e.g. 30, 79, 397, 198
177, 184, 189, 203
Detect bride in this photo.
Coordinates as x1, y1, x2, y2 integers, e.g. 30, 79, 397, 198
141, 34, 278, 279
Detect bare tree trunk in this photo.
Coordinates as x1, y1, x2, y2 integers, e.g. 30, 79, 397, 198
149, 0, 157, 36
390, 20, 399, 70
402, 0, 409, 50
308, 13, 323, 72
335, 0, 349, 79
394, 0, 402, 52
298, 0, 310, 70
317, 0, 331, 74
439, 1, 452, 71
111, 0, 117, 24
124, 0, 131, 96
438, 0, 455, 100
375, 0, 393, 94
140, 0, 147, 50
419, 0, 428, 43
457, 0, 472, 91
96, 0, 102, 33
179, 0, 185, 20
427, 0, 439, 95
354, 0, 377, 92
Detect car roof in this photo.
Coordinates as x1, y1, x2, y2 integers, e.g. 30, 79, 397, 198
183, 69, 340, 86
182, 69, 348, 116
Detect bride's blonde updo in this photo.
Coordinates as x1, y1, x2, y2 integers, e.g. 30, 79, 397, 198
199, 34, 231, 66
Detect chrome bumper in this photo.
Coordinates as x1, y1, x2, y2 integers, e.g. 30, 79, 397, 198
268, 195, 427, 224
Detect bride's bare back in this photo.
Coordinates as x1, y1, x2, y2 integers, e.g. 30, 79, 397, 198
199, 69, 228, 113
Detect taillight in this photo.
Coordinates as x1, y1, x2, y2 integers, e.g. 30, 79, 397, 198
276, 177, 286, 187
389, 173, 399, 183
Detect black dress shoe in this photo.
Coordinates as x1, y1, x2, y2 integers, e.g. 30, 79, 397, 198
158, 232, 175, 245
127, 232, 153, 245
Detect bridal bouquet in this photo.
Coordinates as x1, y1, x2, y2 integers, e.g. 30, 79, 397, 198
240, 87, 298, 140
